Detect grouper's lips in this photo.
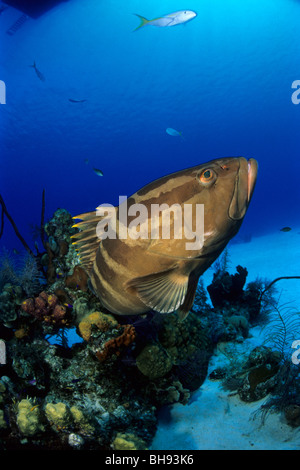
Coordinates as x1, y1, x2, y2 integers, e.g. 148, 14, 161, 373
247, 158, 258, 203
229, 157, 258, 220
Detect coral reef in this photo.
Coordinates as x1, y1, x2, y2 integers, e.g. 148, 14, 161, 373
134, 311, 212, 391
284, 404, 300, 427
78, 311, 136, 363
44, 208, 76, 243
65, 265, 88, 292
0, 284, 23, 324
0, 250, 41, 297
0, 303, 212, 449
238, 346, 281, 402
94, 324, 136, 363
112, 432, 148, 450
207, 264, 248, 309
0, 410, 7, 430
209, 345, 282, 403
136, 343, 173, 380
203, 262, 280, 343
41, 209, 80, 284
78, 311, 118, 342
16, 399, 44, 436
21, 291, 69, 326
45, 402, 71, 430
1, 206, 299, 450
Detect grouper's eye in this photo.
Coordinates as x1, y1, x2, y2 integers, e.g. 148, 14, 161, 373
198, 168, 216, 185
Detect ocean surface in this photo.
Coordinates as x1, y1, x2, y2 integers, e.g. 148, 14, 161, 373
0, 0, 300, 452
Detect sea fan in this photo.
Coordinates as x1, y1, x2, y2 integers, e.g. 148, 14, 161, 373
0, 249, 41, 296
255, 360, 300, 425
0, 248, 17, 290
261, 302, 300, 360
192, 278, 210, 313
17, 252, 41, 296
245, 276, 278, 326
251, 297, 300, 424
213, 248, 231, 276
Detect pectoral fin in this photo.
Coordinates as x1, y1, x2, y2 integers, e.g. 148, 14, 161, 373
176, 275, 199, 321
126, 266, 189, 314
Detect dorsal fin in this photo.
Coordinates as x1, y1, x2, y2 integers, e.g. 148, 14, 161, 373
72, 207, 117, 273
126, 266, 189, 314
71, 210, 104, 273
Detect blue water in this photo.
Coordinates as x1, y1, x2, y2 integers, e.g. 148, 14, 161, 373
1, 0, 300, 250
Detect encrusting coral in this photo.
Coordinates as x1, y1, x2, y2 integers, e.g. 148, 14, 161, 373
65, 265, 88, 292
70, 406, 94, 435
16, 399, 44, 436
95, 324, 136, 363
136, 343, 173, 380
78, 311, 118, 342
78, 311, 136, 363
111, 432, 148, 450
45, 402, 70, 430
21, 291, 68, 326
0, 409, 7, 430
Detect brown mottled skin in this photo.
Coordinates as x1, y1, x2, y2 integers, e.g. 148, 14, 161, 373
73, 157, 258, 319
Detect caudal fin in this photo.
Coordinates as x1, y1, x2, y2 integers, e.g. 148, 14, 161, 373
133, 14, 149, 31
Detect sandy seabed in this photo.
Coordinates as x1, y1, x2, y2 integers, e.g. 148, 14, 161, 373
151, 228, 300, 450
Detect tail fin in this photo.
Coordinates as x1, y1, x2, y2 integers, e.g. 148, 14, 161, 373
133, 14, 149, 31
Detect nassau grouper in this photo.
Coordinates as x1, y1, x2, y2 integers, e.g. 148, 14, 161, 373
72, 157, 258, 320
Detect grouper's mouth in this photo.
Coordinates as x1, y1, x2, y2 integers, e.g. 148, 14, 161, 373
247, 158, 258, 203
229, 157, 258, 220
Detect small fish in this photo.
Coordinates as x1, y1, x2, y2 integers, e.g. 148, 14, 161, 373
27, 379, 36, 386
64, 303, 73, 309
166, 128, 184, 139
84, 158, 89, 165
280, 227, 292, 232
93, 168, 104, 177
30, 61, 45, 82
72, 157, 258, 319
71, 378, 84, 384
134, 10, 197, 31
29, 404, 39, 413
69, 99, 87, 103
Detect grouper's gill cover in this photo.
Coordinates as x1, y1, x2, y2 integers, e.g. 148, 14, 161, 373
72, 156, 258, 320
